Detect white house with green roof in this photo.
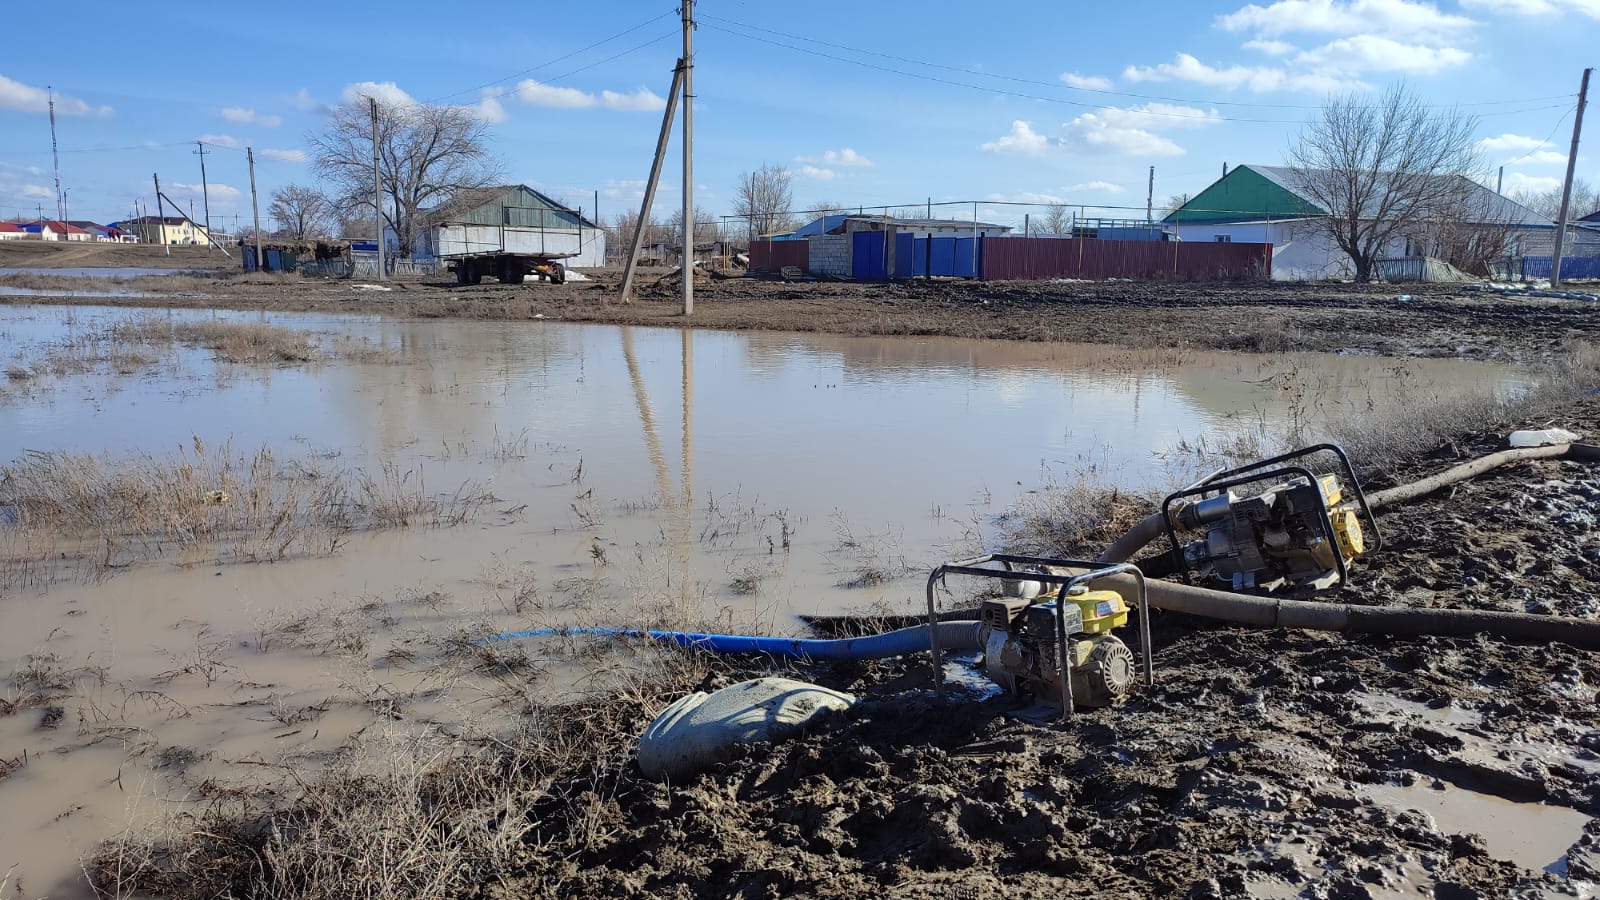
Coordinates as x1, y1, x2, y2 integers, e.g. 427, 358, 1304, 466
1164, 164, 1552, 281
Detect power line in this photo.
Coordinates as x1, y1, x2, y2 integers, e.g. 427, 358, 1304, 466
1496, 105, 1577, 166
425, 9, 678, 104
702, 14, 1572, 119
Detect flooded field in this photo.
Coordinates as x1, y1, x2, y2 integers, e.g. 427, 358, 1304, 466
0, 304, 1543, 897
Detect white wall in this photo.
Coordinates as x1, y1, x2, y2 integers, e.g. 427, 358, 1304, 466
1170, 219, 1406, 281
431, 223, 601, 265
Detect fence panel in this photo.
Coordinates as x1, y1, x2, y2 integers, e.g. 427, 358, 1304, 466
749, 240, 809, 273
929, 238, 957, 276
982, 237, 1270, 281
852, 231, 886, 279
1520, 256, 1600, 280
894, 232, 915, 279
954, 238, 979, 278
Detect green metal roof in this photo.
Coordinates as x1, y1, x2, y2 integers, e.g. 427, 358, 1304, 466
1162, 165, 1325, 225
428, 184, 599, 229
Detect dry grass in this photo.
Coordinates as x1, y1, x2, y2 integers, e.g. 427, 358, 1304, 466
83, 647, 740, 900
0, 436, 491, 585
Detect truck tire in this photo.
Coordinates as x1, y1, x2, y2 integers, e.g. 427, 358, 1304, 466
500, 259, 524, 285
551, 263, 566, 285
456, 264, 480, 286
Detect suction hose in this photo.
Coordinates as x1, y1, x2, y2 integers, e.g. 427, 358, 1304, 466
1095, 572, 1600, 651
481, 621, 985, 660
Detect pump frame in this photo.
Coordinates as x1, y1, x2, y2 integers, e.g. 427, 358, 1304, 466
1158, 443, 1382, 591
925, 554, 1153, 722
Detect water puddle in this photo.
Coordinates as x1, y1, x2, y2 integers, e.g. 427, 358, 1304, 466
1354, 692, 1483, 729
1367, 781, 1590, 874
0, 266, 203, 278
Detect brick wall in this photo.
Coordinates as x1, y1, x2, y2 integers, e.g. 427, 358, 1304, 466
807, 234, 849, 276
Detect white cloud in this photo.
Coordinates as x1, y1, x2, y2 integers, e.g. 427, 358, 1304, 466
342, 81, 418, 108
1477, 133, 1550, 153
474, 92, 507, 123
601, 179, 676, 200
261, 148, 308, 163
20, 184, 53, 199
1521, 150, 1569, 166
1065, 181, 1127, 194
1462, 0, 1600, 18
1061, 72, 1113, 90
1063, 103, 1222, 157
168, 182, 242, 201
293, 89, 320, 111
795, 148, 874, 167
1124, 53, 1356, 93
1243, 38, 1298, 54
601, 87, 666, 111
1502, 172, 1561, 194
980, 120, 1054, 155
798, 165, 836, 180
199, 134, 248, 149
1218, 0, 1477, 36
516, 80, 592, 107
0, 74, 112, 116
987, 191, 1066, 205
220, 107, 282, 127
1294, 35, 1470, 75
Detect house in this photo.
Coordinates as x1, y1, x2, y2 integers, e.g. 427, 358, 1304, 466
21, 220, 94, 242
0, 223, 29, 240
119, 216, 209, 246
1164, 164, 1550, 280
67, 221, 133, 242
415, 184, 606, 267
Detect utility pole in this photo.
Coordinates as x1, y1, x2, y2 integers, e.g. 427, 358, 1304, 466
1497, 166, 1504, 195
195, 141, 213, 254
247, 148, 263, 271
1551, 66, 1592, 289
620, 62, 685, 302
370, 97, 386, 281
680, 0, 695, 315
153, 173, 170, 256
48, 87, 63, 222
1146, 166, 1155, 223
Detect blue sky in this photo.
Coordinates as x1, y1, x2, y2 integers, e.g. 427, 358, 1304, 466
0, 0, 1594, 230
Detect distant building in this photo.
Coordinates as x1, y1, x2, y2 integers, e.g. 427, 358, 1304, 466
416, 184, 606, 267
21, 220, 94, 242
1165, 164, 1551, 280
119, 216, 209, 246
67, 221, 135, 242
0, 223, 29, 240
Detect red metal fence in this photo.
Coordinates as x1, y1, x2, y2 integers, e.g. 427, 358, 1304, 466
749, 240, 809, 273
981, 237, 1271, 281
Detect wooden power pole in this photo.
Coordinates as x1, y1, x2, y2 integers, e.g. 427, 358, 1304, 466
248, 148, 262, 271
371, 97, 386, 281
619, 62, 685, 304
1551, 67, 1592, 289
195, 141, 213, 254
153, 173, 170, 256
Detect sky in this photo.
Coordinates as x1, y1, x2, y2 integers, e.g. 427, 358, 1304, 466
0, 0, 1595, 232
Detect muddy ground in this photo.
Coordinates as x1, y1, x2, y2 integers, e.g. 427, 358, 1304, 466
0, 242, 231, 270
3, 264, 1599, 361
95, 395, 1600, 899
459, 398, 1600, 899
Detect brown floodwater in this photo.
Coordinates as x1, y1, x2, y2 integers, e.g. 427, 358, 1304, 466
0, 305, 1531, 898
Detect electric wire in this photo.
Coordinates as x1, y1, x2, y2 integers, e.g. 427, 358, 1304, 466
699, 20, 1568, 124
1494, 105, 1576, 167
702, 14, 1572, 119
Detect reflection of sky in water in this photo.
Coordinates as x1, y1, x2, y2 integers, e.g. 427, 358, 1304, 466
0, 305, 1527, 528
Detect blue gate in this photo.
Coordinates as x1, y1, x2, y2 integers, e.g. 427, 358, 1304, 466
852, 231, 886, 279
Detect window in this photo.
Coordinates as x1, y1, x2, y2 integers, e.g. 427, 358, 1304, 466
1214, 234, 1232, 243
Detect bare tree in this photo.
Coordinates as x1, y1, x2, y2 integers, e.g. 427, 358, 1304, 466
310, 97, 500, 258
734, 163, 795, 238
1513, 178, 1598, 220
1161, 193, 1193, 217
667, 207, 719, 250
609, 209, 660, 264
1040, 203, 1072, 235
267, 184, 331, 240
1289, 85, 1479, 282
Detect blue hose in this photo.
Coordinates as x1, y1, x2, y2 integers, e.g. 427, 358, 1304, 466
481, 621, 984, 660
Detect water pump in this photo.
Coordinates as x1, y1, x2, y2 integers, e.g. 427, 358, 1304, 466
926, 556, 1153, 720
1159, 444, 1381, 594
